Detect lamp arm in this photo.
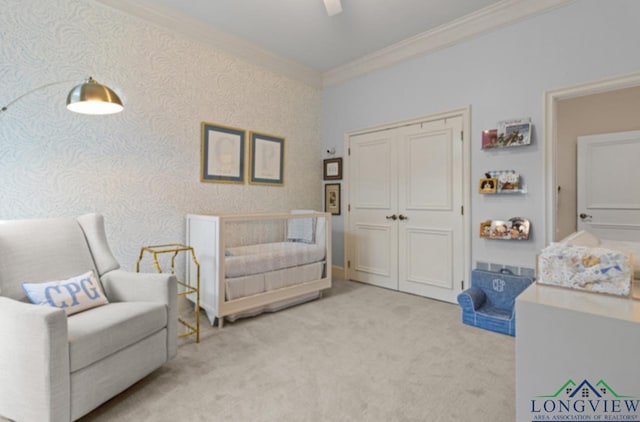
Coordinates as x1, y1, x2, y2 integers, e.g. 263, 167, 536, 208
1, 79, 79, 113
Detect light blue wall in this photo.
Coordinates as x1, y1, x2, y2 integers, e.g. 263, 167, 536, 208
322, 0, 640, 269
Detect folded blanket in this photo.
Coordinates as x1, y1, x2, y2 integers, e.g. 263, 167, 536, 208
538, 243, 632, 296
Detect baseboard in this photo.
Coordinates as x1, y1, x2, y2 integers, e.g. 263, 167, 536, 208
332, 265, 345, 280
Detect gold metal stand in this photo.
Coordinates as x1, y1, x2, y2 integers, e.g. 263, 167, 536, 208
136, 243, 200, 343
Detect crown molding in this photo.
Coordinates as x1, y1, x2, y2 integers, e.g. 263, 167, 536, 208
95, 0, 323, 89
322, 0, 575, 87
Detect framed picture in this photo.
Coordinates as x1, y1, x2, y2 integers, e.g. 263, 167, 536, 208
201, 122, 245, 184
323, 158, 342, 180
479, 178, 497, 194
325, 183, 341, 215
249, 132, 285, 186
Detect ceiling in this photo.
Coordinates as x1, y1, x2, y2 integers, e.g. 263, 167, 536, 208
128, 0, 502, 72
97, 0, 572, 87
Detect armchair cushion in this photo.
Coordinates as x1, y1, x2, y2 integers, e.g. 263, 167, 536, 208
68, 302, 167, 372
22, 271, 109, 316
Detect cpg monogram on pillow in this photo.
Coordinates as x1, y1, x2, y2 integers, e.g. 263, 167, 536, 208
22, 271, 109, 315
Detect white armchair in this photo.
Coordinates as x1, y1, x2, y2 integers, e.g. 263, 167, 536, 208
0, 214, 177, 422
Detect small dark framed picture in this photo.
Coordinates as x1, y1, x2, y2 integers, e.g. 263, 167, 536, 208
479, 178, 497, 194
324, 183, 341, 215
323, 158, 342, 180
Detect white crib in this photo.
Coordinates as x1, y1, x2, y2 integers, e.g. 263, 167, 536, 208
186, 212, 332, 326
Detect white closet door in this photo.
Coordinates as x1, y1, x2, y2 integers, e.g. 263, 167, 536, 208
347, 130, 398, 290
397, 117, 464, 303
347, 114, 465, 303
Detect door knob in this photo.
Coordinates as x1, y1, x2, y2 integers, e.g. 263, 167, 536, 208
398, 214, 408, 221
385, 214, 397, 220
579, 213, 592, 220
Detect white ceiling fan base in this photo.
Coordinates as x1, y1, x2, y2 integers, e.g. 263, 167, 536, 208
323, 0, 343, 17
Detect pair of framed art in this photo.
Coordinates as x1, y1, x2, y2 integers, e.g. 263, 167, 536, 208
201, 122, 284, 186
323, 158, 342, 216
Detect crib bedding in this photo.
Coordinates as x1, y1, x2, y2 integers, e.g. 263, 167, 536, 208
225, 262, 324, 300
225, 241, 325, 278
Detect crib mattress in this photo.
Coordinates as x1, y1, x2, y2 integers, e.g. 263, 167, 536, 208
225, 241, 325, 278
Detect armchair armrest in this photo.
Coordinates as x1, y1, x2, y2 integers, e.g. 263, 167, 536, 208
101, 269, 177, 304
0, 297, 70, 422
100, 269, 178, 359
457, 287, 486, 311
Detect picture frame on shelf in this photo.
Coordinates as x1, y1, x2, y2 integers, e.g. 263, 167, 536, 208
323, 158, 342, 180
480, 218, 531, 240
201, 122, 246, 184
481, 129, 498, 149
495, 118, 532, 148
249, 132, 285, 186
324, 183, 341, 215
479, 177, 497, 194
487, 170, 521, 192
509, 217, 530, 240
480, 221, 492, 238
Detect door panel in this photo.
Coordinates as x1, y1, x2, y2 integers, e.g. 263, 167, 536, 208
353, 224, 392, 278
348, 132, 398, 290
406, 129, 452, 210
405, 228, 452, 289
352, 139, 392, 208
578, 131, 640, 242
398, 118, 463, 302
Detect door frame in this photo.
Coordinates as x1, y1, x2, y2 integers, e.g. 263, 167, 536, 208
543, 70, 640, 245
343, 106, 471, 290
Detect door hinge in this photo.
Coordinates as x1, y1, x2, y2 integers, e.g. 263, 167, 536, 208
461, 130, 464, 140
348, 204, 351, 212
348, 147, 351, 156
461, 205, 464, 215
461, 280, 465, 290
347, 260, 351, 268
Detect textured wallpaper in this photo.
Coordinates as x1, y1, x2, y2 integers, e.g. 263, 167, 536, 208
0, 0, 322, 271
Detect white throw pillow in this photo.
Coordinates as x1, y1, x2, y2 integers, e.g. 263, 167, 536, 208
22, 271, 109, 316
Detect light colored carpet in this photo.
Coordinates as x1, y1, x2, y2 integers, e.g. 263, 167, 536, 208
74, 279, 514, 421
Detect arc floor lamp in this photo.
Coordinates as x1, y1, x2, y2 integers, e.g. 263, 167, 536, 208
1, 77, 123, 115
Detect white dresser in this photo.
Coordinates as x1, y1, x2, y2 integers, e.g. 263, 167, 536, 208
516, 284, 640, 422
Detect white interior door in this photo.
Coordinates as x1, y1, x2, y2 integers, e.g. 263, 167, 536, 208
347, 130, 398, 290
577, 130, 640, 241
397, 117, 464, 303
